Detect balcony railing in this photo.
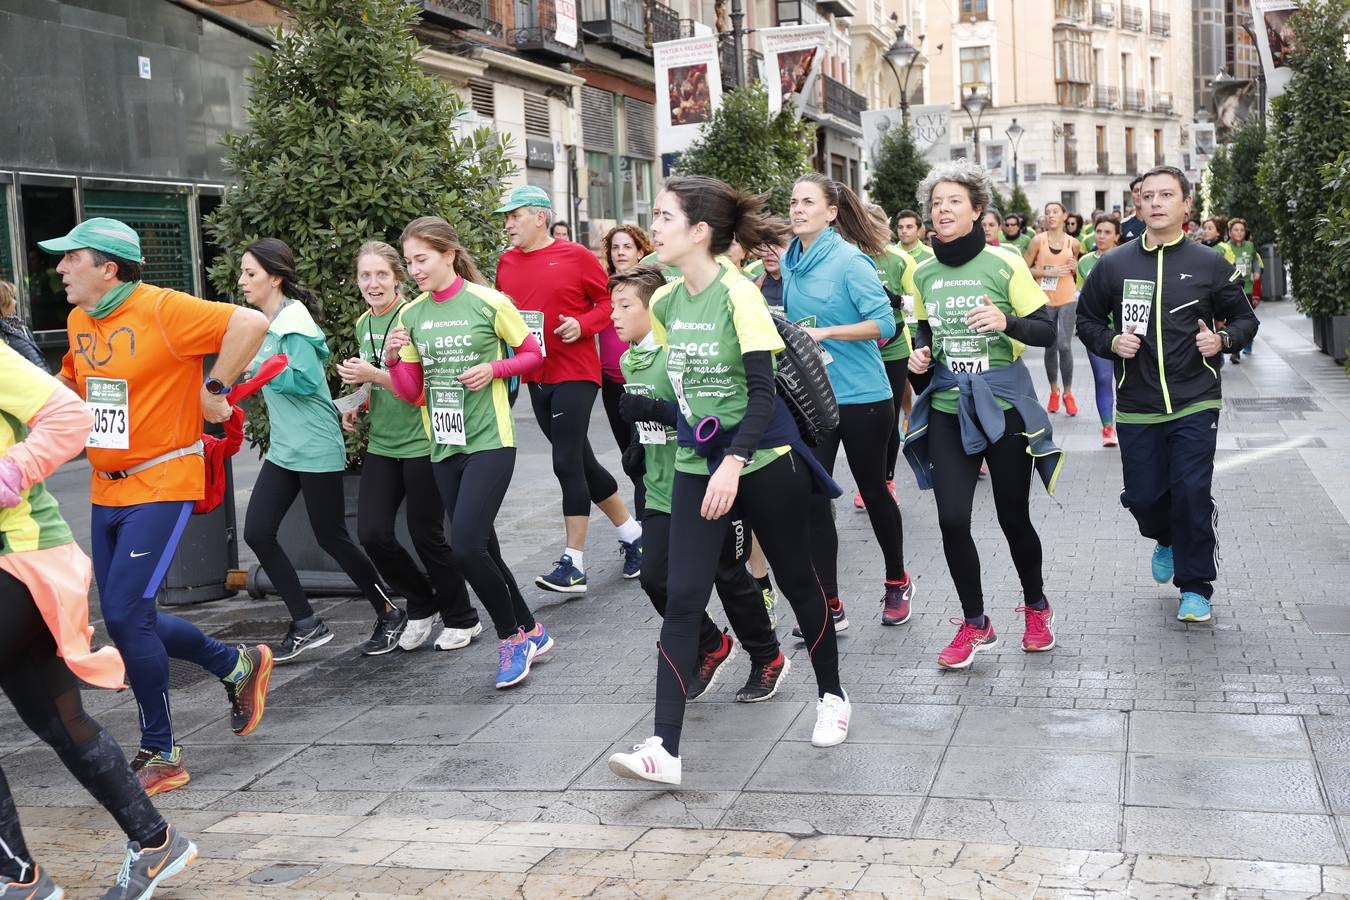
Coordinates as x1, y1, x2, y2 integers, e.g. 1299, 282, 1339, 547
817, 0, 857, 16
582, 0, 647, 56
1121, 4, 1143, 30
1094, 85, 1119, 108
1092, 1, 1116, 26
1122, 87, 1146, 110
651, 1, 680, 44
822, 74, 866, 125
508, 0, 586, 62
420, 0, 487, 31
1125, 151, 1139, 173
1150, 10, 1170, 35
1152, 90, 1173, 112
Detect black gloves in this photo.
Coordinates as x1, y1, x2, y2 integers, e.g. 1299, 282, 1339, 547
621, 441, 647, 480
619, 392, 672, 425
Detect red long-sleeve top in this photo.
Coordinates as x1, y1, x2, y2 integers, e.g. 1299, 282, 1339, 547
494, 239, 613, 385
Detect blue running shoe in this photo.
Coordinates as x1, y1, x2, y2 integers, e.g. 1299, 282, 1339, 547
1177, 592, 1213, 623
536, 555, 587, 594
526, 623, 554, 658
620, 538, 642, 579
1151, 544, 1174, 584
496, 632, 537, 688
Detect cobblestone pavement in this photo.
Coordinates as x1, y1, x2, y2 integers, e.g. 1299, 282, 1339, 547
8, 300, 1350, 896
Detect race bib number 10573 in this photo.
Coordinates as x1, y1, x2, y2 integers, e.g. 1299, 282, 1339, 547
86, 377, 129, 450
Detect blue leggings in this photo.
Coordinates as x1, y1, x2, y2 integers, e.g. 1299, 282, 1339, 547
91, 501, 238, 754
1087, 351, 1115, 426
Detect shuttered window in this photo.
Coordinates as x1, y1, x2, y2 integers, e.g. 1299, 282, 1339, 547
82, 190, 193, 293
624, 98, 656, 160
469, 79, 496, 119
582, 86, 615, 154
524, 92, 551, 138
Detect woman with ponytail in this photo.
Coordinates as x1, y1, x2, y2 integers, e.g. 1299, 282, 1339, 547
238, 238, 406, 663
781, 174, 916, 634
607, 176, 848, 787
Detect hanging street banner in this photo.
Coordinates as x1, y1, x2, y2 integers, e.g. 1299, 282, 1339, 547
654, 35, 724, 157
860, 105, 952, 170
1251, 0, 1297, 100
758, 24, 829, 116
554, 0, 578, 48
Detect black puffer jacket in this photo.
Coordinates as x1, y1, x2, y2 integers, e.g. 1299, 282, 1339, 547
0, 316, 48, 373
1077, 234, 1257, 418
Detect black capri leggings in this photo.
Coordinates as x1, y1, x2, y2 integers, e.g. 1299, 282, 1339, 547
640, 513, 779, 667
529, 381, 620, 517
927, 409, 1045, 619
656, 452, 842, 756
884, 359, 910, 481
244, 461, 389, 623
0, 568, 165, 884
358, 453, 478, 629
807, 400, 907, 596
431, 448, 535, 641
601, 375, 645, 515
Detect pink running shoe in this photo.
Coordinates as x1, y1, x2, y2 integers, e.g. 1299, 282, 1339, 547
938, 617, 998, 669
853, 490, 866, 510
886, 479, 897, 502
1016, 602, 1056, 652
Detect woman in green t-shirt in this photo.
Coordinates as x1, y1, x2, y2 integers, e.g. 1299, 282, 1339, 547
1224, 218, 1262, 364
1076, 216, 1121, 446
336, 241, 482, 654
905, 160, 1060, 672
606, 176, 848, 787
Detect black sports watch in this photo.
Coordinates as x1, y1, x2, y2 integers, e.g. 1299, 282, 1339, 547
203, 375, 230, 395
1218, 330, 1232, 351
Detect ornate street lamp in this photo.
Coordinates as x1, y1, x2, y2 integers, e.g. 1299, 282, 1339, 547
1005, 117, 1025, 187
962, 85, 988, 166
884, 14, 925, 123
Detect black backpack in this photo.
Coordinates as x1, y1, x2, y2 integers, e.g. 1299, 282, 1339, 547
769, 313, 838, 446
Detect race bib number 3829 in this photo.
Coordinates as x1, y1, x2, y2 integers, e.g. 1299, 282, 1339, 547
85, 377, 129, 449
1121, 279, 1155, 336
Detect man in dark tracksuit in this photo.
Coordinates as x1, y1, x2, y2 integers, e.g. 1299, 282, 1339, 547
1077, 165, 1257, 624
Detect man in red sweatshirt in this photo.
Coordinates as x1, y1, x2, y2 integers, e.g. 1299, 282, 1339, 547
493, 186, 642, 592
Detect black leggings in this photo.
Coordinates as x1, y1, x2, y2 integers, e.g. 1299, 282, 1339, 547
431, 449, 535, 641
244, 461, 389, 622
601, 375, 645, 515
884, 359, 910, 481
0, 569, 165, 883
529, 381, 620, 517
657, 452, 841, 756
640, 513, 779, 666
927, 409, 1045, 619
358, 453, 478, 629
807, 400, 907, 595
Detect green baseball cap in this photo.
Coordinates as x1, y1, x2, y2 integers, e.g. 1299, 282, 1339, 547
493, 184, 552, 214
38, 217, 142, 262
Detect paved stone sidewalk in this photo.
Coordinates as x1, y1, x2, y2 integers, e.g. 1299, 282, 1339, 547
19, 806, 1350, 898
7, 300, 1350, 887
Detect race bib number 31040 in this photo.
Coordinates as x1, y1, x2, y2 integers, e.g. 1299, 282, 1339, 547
428, 385, 467, 446
86, 377, 129, 449
1121, 279, 1155, 336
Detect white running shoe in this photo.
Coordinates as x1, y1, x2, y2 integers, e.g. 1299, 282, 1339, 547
434, 622, 484, 651
608, 736, 681, 785
811, 692, 851, 747
399, 616, 437, 651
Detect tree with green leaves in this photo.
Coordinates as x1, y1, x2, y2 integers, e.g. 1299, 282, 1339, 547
207, 0, 515, 455
1258, 0, 1350, 318
866, 120, 930, 218
1007, 184, 1033, 222
674, 82, 816, 215
1224, 118, 1274, 243
1202, 144, 1233, 222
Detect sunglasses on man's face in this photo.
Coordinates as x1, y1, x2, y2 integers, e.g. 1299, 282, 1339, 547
1004, 221, 1017, 227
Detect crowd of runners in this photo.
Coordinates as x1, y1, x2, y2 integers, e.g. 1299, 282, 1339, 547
0, 160, 1258, 897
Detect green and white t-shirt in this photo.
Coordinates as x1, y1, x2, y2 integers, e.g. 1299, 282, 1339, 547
620, 338, 677, 515
356, 300, 433, 460
1226, 240, 1261, 294
913, 244, 1046, 414
650, 261, 788, 476
397, 282, 531, 461
874, 246, 916, 362
900, 242, 934, 264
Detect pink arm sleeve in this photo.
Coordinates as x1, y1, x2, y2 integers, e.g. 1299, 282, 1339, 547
7, 383, 93, 489
387, 359, 426, 406
490, 334, 544, 379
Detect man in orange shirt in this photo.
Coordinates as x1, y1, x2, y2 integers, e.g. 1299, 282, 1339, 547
44, 218, 272, 796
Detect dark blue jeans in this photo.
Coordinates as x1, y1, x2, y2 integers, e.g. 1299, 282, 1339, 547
92, 501, 237, 753
1116, 409, 1220, 599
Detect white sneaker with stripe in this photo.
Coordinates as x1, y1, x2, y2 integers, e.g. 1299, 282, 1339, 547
811, 691, 851, 747
607, 736, 681, 786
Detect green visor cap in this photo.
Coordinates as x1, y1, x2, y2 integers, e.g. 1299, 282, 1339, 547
37, 218, 142, 262
493, 185, 552, 214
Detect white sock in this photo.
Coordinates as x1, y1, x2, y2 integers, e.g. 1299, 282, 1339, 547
565, 548, 585, 571
616, 518, 642, 544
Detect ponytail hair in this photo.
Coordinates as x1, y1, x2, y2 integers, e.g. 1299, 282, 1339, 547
398, 216, 487, 286
794, 173, 891, 258
661, 176, 782, 257
243, 237, 322, 320
354, 240, 407, 285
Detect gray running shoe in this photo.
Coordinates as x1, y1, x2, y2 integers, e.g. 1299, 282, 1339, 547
99, 825, 197, 900
1, 864, 63, 898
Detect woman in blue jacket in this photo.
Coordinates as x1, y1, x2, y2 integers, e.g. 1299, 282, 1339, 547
782, 174, 916, 632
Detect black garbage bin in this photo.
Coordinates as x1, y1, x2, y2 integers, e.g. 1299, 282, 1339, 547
157, 457, 240, 607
